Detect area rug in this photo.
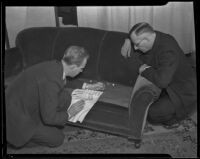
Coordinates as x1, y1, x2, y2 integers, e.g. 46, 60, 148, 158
6, 113, 197, 158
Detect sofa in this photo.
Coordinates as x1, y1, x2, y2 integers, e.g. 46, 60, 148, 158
5, 26, 196, 86
4, 27, 196, 147
5, 27, 141, 86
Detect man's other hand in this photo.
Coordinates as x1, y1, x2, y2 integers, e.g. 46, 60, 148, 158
139, 64, 151, 74
121, 38, 132, 58
68, 100, 85, 118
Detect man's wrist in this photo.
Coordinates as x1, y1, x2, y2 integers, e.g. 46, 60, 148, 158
143, 66, 151, 72
139, 65, 151, 74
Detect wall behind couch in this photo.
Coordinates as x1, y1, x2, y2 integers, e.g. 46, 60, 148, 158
6, 7, 56, 48
77, 3, 196, 54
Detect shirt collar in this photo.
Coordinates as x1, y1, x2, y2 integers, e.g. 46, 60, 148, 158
63, 71, 66, 80
150, 31, 159, 52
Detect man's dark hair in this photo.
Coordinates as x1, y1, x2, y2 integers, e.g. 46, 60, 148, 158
62, 46, 89, 66
129, 22, 154, 38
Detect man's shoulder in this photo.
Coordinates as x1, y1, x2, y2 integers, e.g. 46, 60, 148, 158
32, 60, 60, 70
155, 30, 175, 41
26, 60, 62, 77
155, 30, 178, 48
38, 60, 58, 66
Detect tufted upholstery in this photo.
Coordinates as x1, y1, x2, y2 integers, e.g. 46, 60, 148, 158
9, 27, 140, 86
5, 27, 196, 86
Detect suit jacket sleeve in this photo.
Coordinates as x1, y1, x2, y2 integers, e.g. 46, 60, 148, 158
141, 49, 179, 89
38, 80, 69, 126
57, 87, 72, 111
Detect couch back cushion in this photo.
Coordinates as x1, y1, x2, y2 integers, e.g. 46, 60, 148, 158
52, 27, 106, 79
16, 27, 139, 86
16, 27, 106, 80
16, 27, 59, 68
98, 31, 139, 86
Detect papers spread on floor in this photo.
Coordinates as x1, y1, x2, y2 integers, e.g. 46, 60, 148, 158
67, 89, 103, 123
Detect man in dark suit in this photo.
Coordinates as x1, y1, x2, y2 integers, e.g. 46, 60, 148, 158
6, 45, 104, 148
121, 22, 197, 127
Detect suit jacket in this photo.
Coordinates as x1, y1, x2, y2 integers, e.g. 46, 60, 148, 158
5, 60, 78, 147
131, 31, 197, 120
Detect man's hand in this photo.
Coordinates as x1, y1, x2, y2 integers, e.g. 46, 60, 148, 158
68, 100, 85, 118
139, 64, 151, 74
121, 38, 132, 58
83, 82, 105, 91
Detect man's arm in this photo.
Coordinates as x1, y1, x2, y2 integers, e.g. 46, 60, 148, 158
141, 50, 179, 89
38, 81, 70, 126
121, 38, 132, 58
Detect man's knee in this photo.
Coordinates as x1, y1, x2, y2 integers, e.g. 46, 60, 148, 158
31, 126, 65, 148
48, 131, 65, 147
147, 102, 176, 125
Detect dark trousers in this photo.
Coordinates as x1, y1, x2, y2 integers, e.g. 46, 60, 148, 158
25, 124, 65, 148
24, 88, 71, 148
147, 89, 179, 125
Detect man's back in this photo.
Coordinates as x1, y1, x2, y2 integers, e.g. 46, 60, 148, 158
157, 31, 196, 108
141, 31, 197, 120
6, 60, 65, 147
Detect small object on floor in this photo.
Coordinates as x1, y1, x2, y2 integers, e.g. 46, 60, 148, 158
68, 136, 73, 141
144, 122, 154, 133
90, 132, 97, 137
112, 83, 115, 87
163, 122, 180, 129
128, 137, 141, 149
135, 142, 141, 149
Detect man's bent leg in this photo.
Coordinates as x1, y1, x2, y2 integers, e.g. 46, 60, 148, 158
25, 124, 65, 148
147, 90, 178, 126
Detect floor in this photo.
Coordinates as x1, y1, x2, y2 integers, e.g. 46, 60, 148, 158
6, 111, 197, 158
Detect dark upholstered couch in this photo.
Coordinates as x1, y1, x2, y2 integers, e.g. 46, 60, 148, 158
4, 27, 145, 87
5, 27, 196, 86
4, 27, 145, 146
4, 27, 196, 146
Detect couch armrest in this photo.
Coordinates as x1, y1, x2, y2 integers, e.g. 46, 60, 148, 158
4, 47, 23, 78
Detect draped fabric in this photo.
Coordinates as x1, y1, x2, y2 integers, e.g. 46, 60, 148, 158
77, 2, 196, 53
6, 7, 56, 47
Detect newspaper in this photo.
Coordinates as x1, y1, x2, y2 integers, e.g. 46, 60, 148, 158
67, 89, 103, 123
